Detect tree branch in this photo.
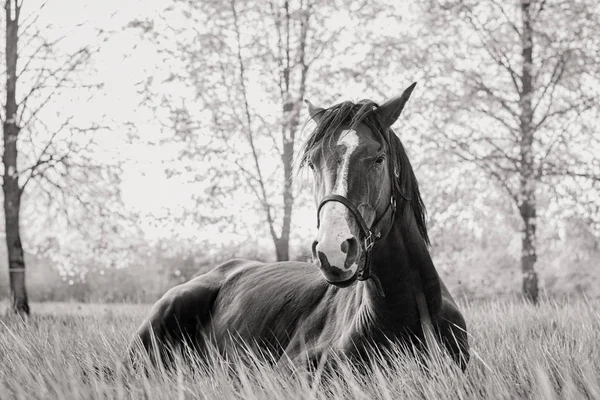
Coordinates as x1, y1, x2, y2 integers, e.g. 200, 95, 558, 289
531, 52, 569, 120
458, 1, 522, 93
230, 0, 278, 242
432, 124, 519, 202
18, 46, 91, 127
468, 73, 520, 119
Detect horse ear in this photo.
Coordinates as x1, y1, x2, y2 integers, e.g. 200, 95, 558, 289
305, 99, 325, 123
375, 82, 417, 129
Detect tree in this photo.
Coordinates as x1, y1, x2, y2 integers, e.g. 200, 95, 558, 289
419, 0, 600, 302
213, 0, 311, 261
3, 0, 26, 314
2, 0, 123, 315
132, 0, 379, 261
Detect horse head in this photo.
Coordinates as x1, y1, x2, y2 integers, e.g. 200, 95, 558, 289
301, 83, 426, 287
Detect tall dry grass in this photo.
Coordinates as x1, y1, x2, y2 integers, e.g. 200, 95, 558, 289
0, 298, 599, 399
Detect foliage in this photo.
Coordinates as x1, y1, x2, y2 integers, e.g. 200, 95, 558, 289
129, 0, 395, 260
0, 0, 599, 303
354, 0, 600, 301
1, 222, 598, 303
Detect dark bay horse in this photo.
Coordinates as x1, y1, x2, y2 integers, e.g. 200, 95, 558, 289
128, 83, 469, 371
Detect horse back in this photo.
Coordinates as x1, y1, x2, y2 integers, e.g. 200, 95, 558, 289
206, 260, 330, 356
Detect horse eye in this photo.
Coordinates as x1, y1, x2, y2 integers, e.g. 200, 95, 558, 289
375, 156, 385, 165
307, 161, 315, 170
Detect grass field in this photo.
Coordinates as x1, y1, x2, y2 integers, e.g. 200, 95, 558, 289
1, 299, 599, 399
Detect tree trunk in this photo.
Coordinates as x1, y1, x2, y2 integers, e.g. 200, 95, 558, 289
518, 0, 539, 303
277, 97, 296, 262
519, 202, 538, 303
273, 2, 311, 262
4, 0, 28, 316
274, 237, 288, 262
3, 188, 28, 315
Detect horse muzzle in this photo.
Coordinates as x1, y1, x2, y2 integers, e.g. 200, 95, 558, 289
311, 235, 360, 284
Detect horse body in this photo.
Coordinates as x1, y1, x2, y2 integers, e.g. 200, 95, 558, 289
133, 228, 467, 369
206, 260, 423, 362
129, 83, 470, 371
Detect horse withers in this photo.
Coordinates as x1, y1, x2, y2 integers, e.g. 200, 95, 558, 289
127, 83, 470, 372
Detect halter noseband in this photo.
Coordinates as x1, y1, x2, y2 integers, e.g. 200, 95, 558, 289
316, 193, 397, 296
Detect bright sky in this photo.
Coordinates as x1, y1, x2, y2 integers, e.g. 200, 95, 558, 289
27, 0, 193, 219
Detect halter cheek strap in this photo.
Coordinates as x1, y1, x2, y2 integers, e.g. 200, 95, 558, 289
316, 194, 397, 297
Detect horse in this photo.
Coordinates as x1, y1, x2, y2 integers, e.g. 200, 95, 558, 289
127, 83, 470, 373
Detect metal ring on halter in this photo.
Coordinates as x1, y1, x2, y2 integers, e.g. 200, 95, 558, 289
364, 231, 375, 252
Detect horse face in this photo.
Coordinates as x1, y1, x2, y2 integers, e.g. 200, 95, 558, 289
309, 124, 392, 285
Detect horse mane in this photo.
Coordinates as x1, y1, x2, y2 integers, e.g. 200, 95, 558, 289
299, 99, 430, 245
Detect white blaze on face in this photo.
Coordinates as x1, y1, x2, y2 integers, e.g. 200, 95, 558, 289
333, 129, 360, 196
315, 129, 360, 279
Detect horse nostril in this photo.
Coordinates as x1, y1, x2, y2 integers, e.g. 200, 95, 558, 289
317, 251, 331, 269
342, 237, 359, 269
340, 239, 349, 254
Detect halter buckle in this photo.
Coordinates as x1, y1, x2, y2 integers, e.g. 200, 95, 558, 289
364, 231, 375, 252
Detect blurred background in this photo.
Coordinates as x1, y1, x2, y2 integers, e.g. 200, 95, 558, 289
0, 0, 598, 313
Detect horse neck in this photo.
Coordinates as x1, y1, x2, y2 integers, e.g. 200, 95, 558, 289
367, 208, 443, 320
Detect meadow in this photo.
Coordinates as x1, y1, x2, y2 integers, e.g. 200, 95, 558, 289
1, 298, 599, 399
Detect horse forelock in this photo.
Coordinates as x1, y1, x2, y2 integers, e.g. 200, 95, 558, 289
299, 100, 381, 168
299, 98, 429, 245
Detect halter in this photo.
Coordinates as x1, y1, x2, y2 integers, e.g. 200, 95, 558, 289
316, 193, 397, 297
